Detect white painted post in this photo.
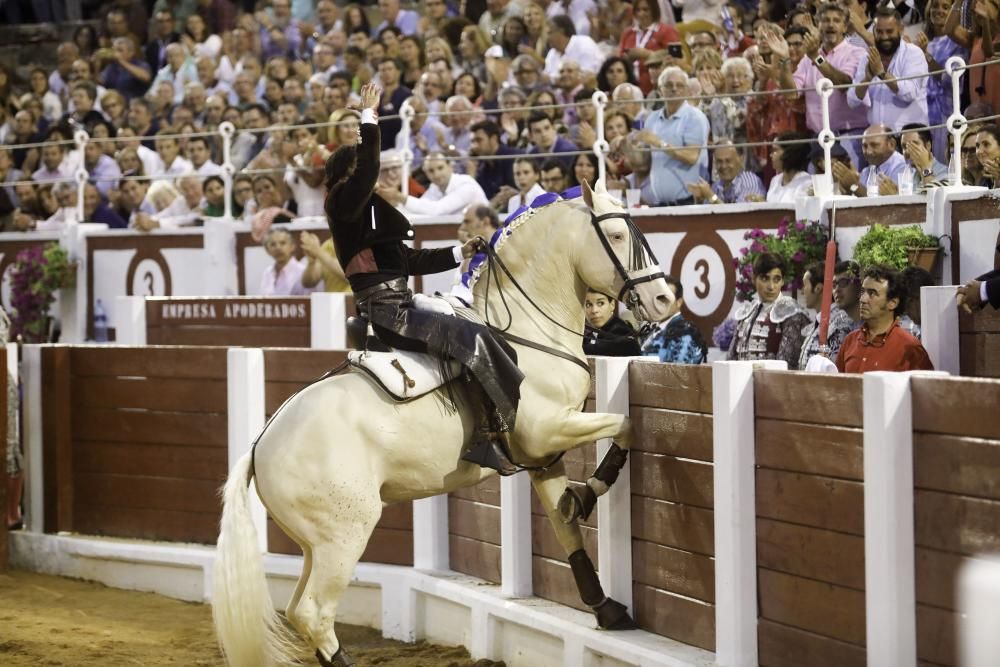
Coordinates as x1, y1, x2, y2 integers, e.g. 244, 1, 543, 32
500, 472, 532, 597
958, 556, 1000, 667
920, 286, 960, 375
712, 359, 786, 667
863, 372, 916, 667
310, 292, 347, 349
412, 495, 449, 571
595, 356, 633, 608
226, 348, 268, 552
114, 296, 147, 346
20, 346, 44, 534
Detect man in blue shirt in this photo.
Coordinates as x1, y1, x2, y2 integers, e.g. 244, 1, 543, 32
831, 124, 907, 197
638, 66, 709, 206
470, 120, 522, 206
525, 112, 578, 172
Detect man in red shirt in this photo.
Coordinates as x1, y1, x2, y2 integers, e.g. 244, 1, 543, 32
836, 265, 934, 373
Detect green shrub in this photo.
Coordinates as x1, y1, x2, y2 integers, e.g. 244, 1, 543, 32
852, 224, 939, 270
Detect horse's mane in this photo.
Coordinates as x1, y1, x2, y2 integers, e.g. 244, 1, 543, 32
463, 186, 587, 292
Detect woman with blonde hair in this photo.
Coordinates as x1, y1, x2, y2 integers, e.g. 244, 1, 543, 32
326, 107, 362, 151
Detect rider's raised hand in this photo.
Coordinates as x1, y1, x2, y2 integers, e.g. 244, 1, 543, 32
359, 82, 381, 111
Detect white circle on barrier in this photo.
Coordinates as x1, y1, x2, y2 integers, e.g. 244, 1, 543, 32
679, 244, 726, 317
132, 258, 166, 296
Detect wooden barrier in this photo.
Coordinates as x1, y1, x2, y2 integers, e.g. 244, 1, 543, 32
259, 348, 414, 566
753, 370, 866, 667
0, 346, 7, 571
449, 476, 501, 584
146, 297, 312, 347
911, 376, 1000, 666
628, 362, 716, 651
959, 307, 1000, 378
529, 370, 598, 611
41, 346, 230, 543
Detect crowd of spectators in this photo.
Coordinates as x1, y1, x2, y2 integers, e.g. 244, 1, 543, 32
3, 0, 1000, 236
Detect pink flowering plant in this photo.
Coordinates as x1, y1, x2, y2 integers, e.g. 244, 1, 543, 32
9, 243, 72, 343
733, 218, 829, 301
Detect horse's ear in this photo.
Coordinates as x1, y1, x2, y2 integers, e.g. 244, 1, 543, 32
581, 179, 594, 209
595, 178, 608, 195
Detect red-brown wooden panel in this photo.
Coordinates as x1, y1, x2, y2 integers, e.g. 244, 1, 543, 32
628, 362, 712, 413
449, 497, 500, 545
69, 346, 229, 378
756, 419, 863, 481
757, 519, 865, 590
532, 556, 587, 612
74, 473, 223, 514
631, 539, 714, 602
754, 371, 863, 428
916, 604, 957, 666
73, 408, 228, 447
632, 406, 713, 461
0, 347, 6, 570
452, 476, 500, 505
630, 452, 713, 508
758, 619, 866, 667
960, 333, 1000, 378
631, 495, 714, 556
449, 534, 501, 584
262, 348, 348, 382
73, 505, 220, 544
632, 582, 715, 651
42, 346, 73, 534
758, 568, 866, 647
914, 489, 1000, 554
914, 433, 1000, 501
756, 469, 865, 536
960, 305, 1000, 334
531, 514, 598, 562
911, 377, 1000, 440
149, 326, 310, 348
74, 441, 228, 481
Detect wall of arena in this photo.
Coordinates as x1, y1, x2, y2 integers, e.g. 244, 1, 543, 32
4, 335, 1000, 666
2, 190, 1000, 665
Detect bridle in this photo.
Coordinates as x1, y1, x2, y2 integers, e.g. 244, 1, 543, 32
590, 211, 666, 317
479, 208, 665, 373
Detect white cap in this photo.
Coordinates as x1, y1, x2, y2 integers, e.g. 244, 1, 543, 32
484, 45, 505, 59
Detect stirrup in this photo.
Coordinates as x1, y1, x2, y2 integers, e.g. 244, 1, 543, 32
462, 432, 519, 476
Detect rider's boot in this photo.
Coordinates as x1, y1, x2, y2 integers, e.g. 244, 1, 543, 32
461, 427, 519, 476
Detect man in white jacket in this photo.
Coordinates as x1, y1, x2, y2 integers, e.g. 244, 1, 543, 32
380, 152, 488, 217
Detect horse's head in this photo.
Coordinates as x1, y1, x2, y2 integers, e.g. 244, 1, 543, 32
577, 179, 675, 323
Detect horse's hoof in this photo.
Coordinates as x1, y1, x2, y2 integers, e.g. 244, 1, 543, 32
316, 647, 356, 667
594, 598, 638, 631
557, 485, 596, 524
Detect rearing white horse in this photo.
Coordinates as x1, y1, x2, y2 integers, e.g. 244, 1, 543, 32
213, 181, 674, 667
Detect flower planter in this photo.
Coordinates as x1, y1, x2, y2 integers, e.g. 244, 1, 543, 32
907, 246, 941, 273
60, 262, 79, 289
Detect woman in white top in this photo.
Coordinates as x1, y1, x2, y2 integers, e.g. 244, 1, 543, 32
766, 131, 813, 204
507, 157, 547, 216
183, 14, 223, 60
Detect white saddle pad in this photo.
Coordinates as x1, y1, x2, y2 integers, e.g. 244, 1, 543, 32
348, 349, 462, 400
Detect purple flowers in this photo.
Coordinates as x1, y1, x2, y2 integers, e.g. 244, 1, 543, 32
9, 243, 71, 343
712, 318, 737, 350
732, 218, 830, 302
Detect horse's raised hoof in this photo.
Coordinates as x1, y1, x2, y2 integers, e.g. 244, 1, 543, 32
594, 598, 638, 631
316, 647, 356, 667
557, 485, 596, 524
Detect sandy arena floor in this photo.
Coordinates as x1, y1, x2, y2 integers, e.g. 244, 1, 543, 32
0, 569, 501, 666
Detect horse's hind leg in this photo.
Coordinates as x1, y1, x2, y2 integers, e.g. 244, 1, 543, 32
292, 491, 382, 667
530, 462, 636, 630
269, 513, 313, 639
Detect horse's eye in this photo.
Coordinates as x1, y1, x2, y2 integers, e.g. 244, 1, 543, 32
610, 233, 625, 242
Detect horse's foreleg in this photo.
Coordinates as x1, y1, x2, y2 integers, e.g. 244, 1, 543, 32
539, 410, 633, 525
538, 410, 631, 453
530, 464, 636, 631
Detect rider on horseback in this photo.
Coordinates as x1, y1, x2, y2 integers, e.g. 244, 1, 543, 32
323, 82, 523, 475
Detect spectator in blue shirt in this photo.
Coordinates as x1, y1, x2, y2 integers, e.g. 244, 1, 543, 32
639, 66, 709, 206
525, 112, 578, 172
831, 124, 908, 197
687, 143, 766, 204
640, 276, 707, 364
100, 37, 152, 101
373, 0, 420, 36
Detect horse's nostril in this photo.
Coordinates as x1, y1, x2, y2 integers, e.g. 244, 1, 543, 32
656, 294, 670, 306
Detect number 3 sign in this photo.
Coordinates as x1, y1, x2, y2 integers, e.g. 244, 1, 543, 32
668, 230, 736, 336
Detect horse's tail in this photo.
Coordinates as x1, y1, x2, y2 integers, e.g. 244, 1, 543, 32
212, 452, 298, 667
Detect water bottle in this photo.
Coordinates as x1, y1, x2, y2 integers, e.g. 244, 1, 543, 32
94, 299, 108, 343
866, 169, 880, 198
